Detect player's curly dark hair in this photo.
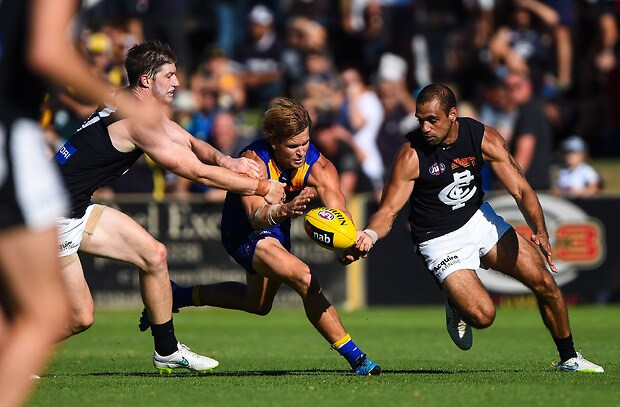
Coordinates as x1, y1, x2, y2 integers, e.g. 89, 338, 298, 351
416, 84, 457, 116
262, 98, 312, 145
125, 41, 177, 88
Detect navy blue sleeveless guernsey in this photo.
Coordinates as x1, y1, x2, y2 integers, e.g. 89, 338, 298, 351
54, 106, 144, 218
220, 138, 321, 245
407, 117, 485, 243
0, 0, 47, 123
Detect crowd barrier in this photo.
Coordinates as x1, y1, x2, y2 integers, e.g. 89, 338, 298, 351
82, 194, 619, 309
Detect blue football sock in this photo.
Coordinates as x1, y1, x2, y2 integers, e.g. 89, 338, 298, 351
333, 334, 363, 368
173, 285, 196, 309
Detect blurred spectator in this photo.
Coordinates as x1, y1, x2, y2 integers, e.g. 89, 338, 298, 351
283, 16, 330, 97
173, 111, 248, 202
552, 135, 603, 198
337, 0, 385, 78
541, 0, 575, 90
138, 0, 192, 85
479, 75, 518, 146
192, 47, 246, 111
185, 85, 219, 142
171, 89, 198, 129
214, 0, 250, 56
286, 0, 338, 28
299, 51, 341, 109
506, 69, 553, 190
311, 120, 372, 200
44, 31, 119, 147
414, 0, 464, 83
98, 17, 140, 87
488, 0, 557, 85
593, 0, 619, 75
21, 0, 620, 197
339, 67, 385, 197
478, 75, 518, 191
233, 4, 286, 110
84, 32, 116, 83
376, 75, 417, 173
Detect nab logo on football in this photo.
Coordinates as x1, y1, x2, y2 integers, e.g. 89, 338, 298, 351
304, 207, 356, 250
304, 222, 334, 248
313, 230, 332, 245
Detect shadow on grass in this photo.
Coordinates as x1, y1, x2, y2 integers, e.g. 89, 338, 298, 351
43, 368, 520, 378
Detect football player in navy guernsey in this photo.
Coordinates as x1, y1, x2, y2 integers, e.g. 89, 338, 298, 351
1, 0, 154, 404
139, 98, 381, 376
52, 41, 287, 374
348, 84, 603, 373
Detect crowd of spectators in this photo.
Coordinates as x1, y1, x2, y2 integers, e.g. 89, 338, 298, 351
42, 0, 620, 201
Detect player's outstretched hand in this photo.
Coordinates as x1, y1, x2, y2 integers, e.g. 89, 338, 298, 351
338, 231, 373, 265
264, 180, 287, 204
281, 187, 314, 219
531, 232, 557, 273
355, 230, 375, 255
219, 155, 261, 178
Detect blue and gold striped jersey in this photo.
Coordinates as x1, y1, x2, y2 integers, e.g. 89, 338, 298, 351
220, 138, 320, 243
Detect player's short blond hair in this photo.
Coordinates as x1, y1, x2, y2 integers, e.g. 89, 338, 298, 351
262, 98, 312, 145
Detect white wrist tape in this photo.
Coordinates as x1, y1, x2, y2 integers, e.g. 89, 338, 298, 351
267, 204, 281, 226
253, 204, 268, 223
363, 229, 378, 244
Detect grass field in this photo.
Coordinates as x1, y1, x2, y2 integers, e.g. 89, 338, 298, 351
29, 305, 620, 407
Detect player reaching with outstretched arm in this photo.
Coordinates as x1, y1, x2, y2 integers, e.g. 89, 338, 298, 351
139, 98, 381, 376
347, 83, 603, 373
0, 0, 162, 405
52, 41, 286, 374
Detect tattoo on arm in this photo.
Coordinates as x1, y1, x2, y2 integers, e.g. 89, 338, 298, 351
505, 144, 525, 177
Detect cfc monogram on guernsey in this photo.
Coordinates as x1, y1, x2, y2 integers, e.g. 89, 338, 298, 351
406, 117, 485, 243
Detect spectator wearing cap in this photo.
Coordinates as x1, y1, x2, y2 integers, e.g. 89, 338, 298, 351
233, 4, 286, 109
552, 135, 603, 198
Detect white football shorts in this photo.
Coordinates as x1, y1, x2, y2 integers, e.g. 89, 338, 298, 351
415, 202, 512, 284
57, 204, 104, 257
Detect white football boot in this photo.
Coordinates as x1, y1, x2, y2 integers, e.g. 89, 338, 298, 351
153, 343, 219, 374
554, 352, 604, 373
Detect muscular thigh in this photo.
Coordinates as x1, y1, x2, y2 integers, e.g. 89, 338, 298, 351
482, 228, 549, 286
442, 268, 493, 320
253, 237, 308, 285
80, 206, 159, 268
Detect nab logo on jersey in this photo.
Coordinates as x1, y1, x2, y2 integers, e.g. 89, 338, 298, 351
438, 170, 477, 210
429, 162, 446, 176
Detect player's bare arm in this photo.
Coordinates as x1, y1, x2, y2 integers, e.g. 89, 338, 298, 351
167, 119, 261, 178
364, 142, 419, 242
30, 0, 111, 105
128, 119, 284, 203
306, 155, 351, 220
482, 125, 557, 272
342, 142, 419, 264
240, 151, 313, 229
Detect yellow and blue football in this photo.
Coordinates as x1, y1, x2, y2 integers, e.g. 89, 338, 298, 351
304, 207, 356, 250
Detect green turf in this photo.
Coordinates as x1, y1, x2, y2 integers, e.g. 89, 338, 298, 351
29, 305, 620, 406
